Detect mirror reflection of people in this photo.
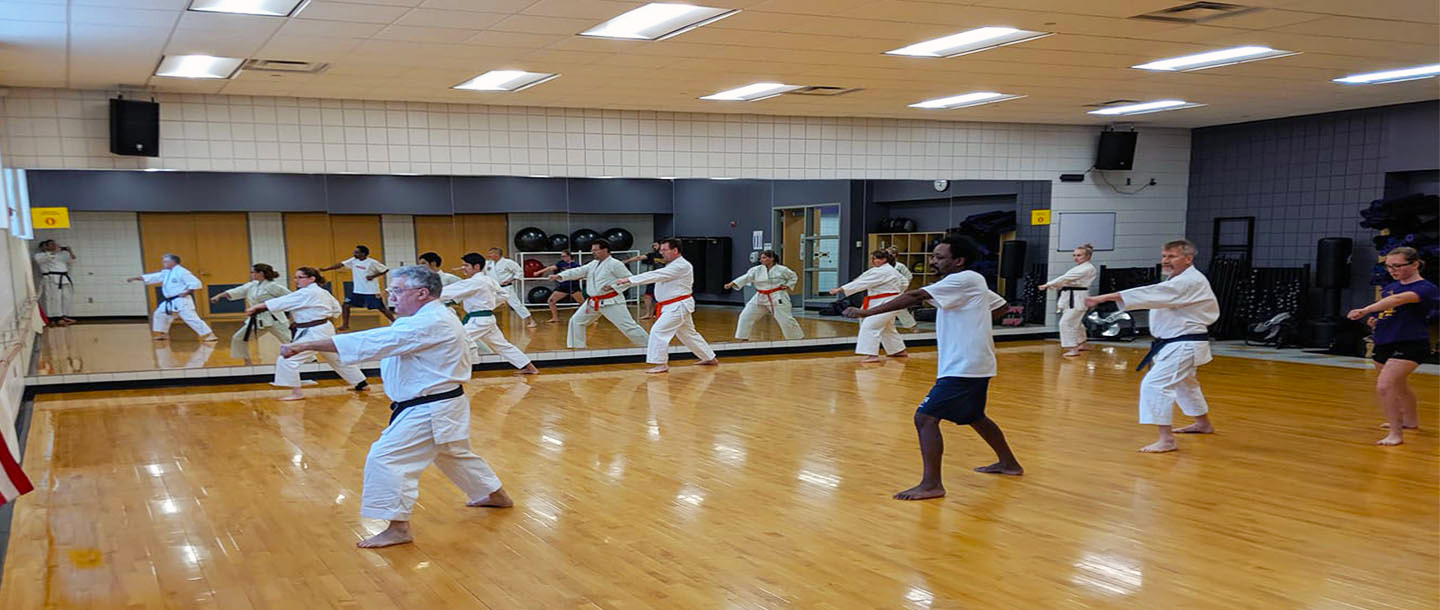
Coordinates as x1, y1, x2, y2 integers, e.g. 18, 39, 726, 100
1040, 244, 1097, 358
319, 244, 395, 330
212, 263, 292, 365
1346, 247, 1437, 446
884, 246, 917, 329
126, 253, 218, 343
248, 266, 368, 401
441, 253, 538, 375
417, 252, 463, 287
625, 242, 665, 320
725, 250, 803, 341
33, 239, 77, 327
830, 249, 908, 363
554, 240, 649, 349
483, 248, 537, 329
614, 238, 718, 374
535, 250, 584, 324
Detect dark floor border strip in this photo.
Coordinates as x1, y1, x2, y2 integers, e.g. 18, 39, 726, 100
0, 394, 38, 585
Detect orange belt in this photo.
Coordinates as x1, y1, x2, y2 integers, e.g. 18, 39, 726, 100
862, 292, 899, 309
756, 285, 788, 304
655, 294, 693, 317
587, 291, 619, 311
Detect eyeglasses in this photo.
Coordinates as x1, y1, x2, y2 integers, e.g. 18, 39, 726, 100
1385, 261, 1417, 269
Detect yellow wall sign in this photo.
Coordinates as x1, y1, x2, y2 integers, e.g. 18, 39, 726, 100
1030, 209, 1051, 226
31, 207, 69, 229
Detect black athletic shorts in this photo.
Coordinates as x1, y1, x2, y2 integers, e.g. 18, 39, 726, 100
346, 293, 387, 310
916, 377, 990, 425
1373, 339, 1432, 364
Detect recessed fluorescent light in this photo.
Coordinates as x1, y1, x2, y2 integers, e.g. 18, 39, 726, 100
1334, 64, 1440, 85
452, 70, 558, 92
909, 92, 1024, 110
885, 27, 1051, 58
700, 82, 803, 102
187, 0, 306, 17
580, 3, 738, 41
1087, 100, 1205, 116
154, 55, 244, 79
1133, 46, 1297, 71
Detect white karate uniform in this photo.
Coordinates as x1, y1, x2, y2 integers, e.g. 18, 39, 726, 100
342, 257, 388, 296
892, 261, 918, 329
626, 256, 717, 365
1118, 266, 1220, 426
33, 251, 74, 319
265, 283, 367, 388
222, 280, 293, 360
1046, 261, 1097, 348
332, 300, 502, 522
437, 271, 463, 286
484, 258, 532, 320
557, 256, 649, 348
141, 265, 214, 337
440, 274, 532, 369
840, 264, 909, 356
730, 263, 804, 340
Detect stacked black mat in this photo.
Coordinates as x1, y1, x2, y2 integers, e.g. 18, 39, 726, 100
1362, 193, 1439, 286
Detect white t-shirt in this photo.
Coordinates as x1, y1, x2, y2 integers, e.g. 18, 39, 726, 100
922, 270, 1006, 379
342, 257, 388, 295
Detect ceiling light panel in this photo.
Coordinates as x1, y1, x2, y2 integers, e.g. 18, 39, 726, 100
909, 92, 1024, 110
452, 70, 559, 92
1087, 100, 1205, 116
580, 3, 739, 41
700, 83, 803, 102
1334, 64, 1440, 85
188, 0, 306, 17
885, 27, 1051, 58
1132, 46, 1297, 71
154, 55, 245, 79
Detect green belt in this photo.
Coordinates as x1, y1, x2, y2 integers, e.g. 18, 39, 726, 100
461, 310, 494, 324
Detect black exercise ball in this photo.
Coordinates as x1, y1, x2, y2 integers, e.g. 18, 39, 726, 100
896, 218, 917, 232
570, 228, 600, 252
513, 227, 548, 252
526, 286, 552, 304
547, 233, 570, 251
601, 227, 634, 251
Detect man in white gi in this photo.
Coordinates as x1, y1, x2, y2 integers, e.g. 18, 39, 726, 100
33, 240, 77, 327
443, 253, 539, 375
127, 254, 218, 342
484, 247, 537, 329
280, 266, 513, 549
247, 266, 369, 400
830, 250, 910, 362
553, 239, 650, 349
1085, 239, 1219, 453
1040, 244, 1098, 357
724, 249, 803, 341
845, 235, 1021, 500
211, 263, 291, 364
885, 246, 918, 329
418, 252, 463, 287
613, 238, 718, 374
320, 244, 395, 330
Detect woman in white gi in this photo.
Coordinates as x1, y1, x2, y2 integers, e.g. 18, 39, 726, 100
613, 238, 718, 374
1085, 239, 1219, 453
830, 249, 909, 362
552, 239, 649, 349
484, 247, 537, 328
1040, 243, 1098, 357
33, 240, 77, 327
210, 263, 292, 364
442, 253, 539, 375
247, 266, 368, 401
281, 266, 512, 549
724, 249, 803, 341
127, 253, 217, 343
885, 246, 917, 329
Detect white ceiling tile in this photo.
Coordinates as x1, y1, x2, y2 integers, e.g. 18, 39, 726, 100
295, 1, 410, 23
393, 8, 508, 29
71, 6, 181, 27
463, 30, 564, 48
277, 19, 386, 37
0, 2, 67, 21
487, 14, 596, 35
73, 0, 187, 8
373, 24, 476, 42
418, 0, 535, 12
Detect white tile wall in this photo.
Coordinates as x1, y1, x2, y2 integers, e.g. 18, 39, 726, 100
380, 214, 416, 268
247, 212, 287, 279
33, 211, 147, 317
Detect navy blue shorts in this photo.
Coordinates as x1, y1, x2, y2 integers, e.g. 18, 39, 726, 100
1374, 340, 1431, 364
346, 293, 388, 310
917, 377, 990, 425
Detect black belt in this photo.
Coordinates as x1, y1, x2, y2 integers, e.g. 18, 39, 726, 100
389, 385, 464, 424
158, 293, 184, 314
41, 271, 72, 289
290, 318, 327, 339
1136, 333, 1210, 371
242, 313, 261, 342
1059, 287, 1086, 309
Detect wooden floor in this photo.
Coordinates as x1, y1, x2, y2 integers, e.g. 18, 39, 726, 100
4, 343, 1437, 609
33, 306, 912, 375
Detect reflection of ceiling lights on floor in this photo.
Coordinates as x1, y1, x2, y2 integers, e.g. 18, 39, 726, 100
1071, 552, 1143, 595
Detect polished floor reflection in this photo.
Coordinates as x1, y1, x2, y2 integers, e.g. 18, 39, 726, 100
5, 344, 1437, 608
33, 305, 924, 375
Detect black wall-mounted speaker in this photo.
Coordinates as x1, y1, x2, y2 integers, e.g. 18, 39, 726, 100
109, 98, 159, 157
1094, 130, 1137, 171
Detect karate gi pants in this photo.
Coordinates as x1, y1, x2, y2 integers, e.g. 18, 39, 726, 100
568, 302, 649, 348
271, 321, 366, 388
855, 301, 905, 356
41, 279, 72, 318
499, 285, 532, 320
647, 306, 716, 365
151, 297, 213, 337
464, 317, 531, 369
230, 323, 291, 360
360, 398, 503, 521
1058, 306, 1088, 348
1138, 343, 1211, 426
734, 293, 803, 340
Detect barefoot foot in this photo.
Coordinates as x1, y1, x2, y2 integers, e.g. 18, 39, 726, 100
1139, 440, 1178, 453
1063, 349, 1083, 358
859, 356, 882, 363
1173, 422, 1214, 434
279, 392, 305, 402
893, 484, 946, 501
467, 488, 514, 508
696, 359, 719, 366
1379, 422, 1419, 430
1376, 434, 1404, 446
887, 351, 909, 359
356, 524, 413, 548
514, 364, 539, 375
645, 365, 669, 374
974, 462, 1023, 476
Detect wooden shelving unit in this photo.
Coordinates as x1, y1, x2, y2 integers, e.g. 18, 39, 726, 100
868, 232, 945, 291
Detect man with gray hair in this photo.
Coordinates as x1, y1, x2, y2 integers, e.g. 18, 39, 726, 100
127, 253, 217, 342
1085, 239, 1219, 453
281, 265, 512, 548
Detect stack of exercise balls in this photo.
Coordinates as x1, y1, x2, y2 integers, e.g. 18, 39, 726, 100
512, 226, 638, 253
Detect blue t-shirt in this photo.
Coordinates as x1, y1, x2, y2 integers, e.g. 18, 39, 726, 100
1374, 279, 1439, 345
555, 259, 581, 292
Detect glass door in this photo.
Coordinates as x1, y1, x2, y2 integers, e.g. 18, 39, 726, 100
774, 204, 840, 308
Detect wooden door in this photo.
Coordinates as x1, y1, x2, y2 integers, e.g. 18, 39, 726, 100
414, 216, 464, 272
458, 214, 507, 258
138, 213, 199, 314
328, 215, 384, 312
283, 213, 336, 295
190, 213, 250, 318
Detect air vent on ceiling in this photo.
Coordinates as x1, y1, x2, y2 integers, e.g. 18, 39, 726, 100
784, 86, 863, 97
241, 59, 330, 74
1131, 2, 1258, 24
1083, 99, 1142, 108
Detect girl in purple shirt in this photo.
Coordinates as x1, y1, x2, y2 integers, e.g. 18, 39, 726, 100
1347, 247, 1437, 446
